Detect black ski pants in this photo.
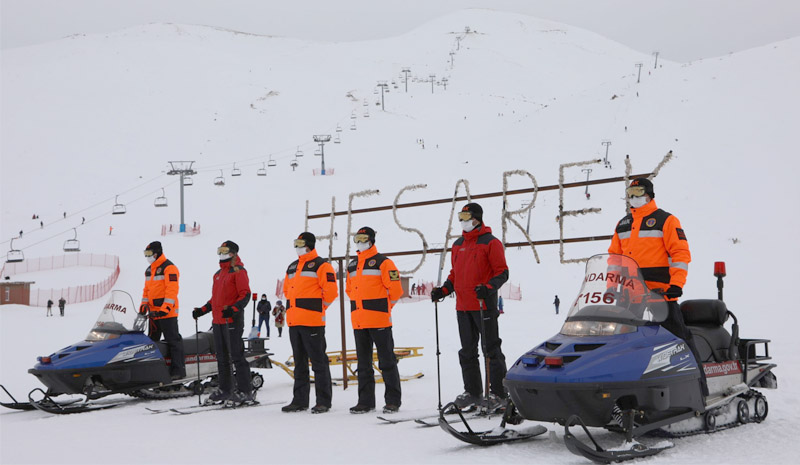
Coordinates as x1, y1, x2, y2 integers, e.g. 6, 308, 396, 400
662, 301, 709, 396
289, 325, 332, 408
457, 309, 507, 398
149, 317, 186, 377
212, 316, 252, 395
354, 327, 401, 408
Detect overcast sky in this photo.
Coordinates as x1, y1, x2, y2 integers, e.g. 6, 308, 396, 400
2, 0, 800, 61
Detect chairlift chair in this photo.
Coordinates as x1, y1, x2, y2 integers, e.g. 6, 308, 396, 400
295, 146, 304, 158
214, 170, 225, 186
231, 163, 242, 177
314, 149, 322, 156
334, 134, 341, 144
336, 124, 343, 132
112, 195, 126, 215
154, 188, 168, 208
350, 122, 357, 131
257, 162, 267, 176
6, 237, 24, 263
373, 88, 379, 94
364, 110, 370, 118
351, 111, 357, 119
363, 100, 368, 107
268, 155, 277, 167
183, 176, 194, 186
63, 228, 80, 252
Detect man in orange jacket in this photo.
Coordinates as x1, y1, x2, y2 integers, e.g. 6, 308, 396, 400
609, 177, 707, 395
281, 232, 338, 414
346, 227, 404, 414
140, 241, 185, 379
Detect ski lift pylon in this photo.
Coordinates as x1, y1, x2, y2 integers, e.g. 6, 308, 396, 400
214, 170, 225, 186
231, 163, 241, 177
112, 195, 126, 215
63, 228, 80, 252
6, 237, 24, 263
154, 188, 168, 207
257, 162, 267, 176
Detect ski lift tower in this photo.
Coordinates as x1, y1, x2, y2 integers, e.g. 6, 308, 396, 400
377, 81, 389, 110
313, 135, 331, 176
166, 161, 197, 232
402, 67, 411, 93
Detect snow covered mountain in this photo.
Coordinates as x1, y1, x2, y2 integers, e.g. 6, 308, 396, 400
1, 9, 799, 464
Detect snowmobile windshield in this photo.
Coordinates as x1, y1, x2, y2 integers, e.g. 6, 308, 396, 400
86, 291, 146, 342
562, 254, 669, 329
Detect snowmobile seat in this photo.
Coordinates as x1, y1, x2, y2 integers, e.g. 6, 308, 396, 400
155, 331, 214, 357
680, 299, 731, 363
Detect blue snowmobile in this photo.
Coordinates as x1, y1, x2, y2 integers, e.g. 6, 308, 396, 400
1, 290, 272, 414
440, 254, 777, 463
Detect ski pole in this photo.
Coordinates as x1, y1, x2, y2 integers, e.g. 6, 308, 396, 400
434, 300, 442, 412
195, 317, 201, 406
478, 298, 490, 414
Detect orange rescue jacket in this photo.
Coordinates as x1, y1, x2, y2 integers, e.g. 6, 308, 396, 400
608, 199, 690, 299
141, 254, 179, 319
346, 245, 403, 329
283, 249, 338, 327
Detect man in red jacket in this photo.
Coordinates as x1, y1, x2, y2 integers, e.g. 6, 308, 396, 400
432, 203, 509, 411
192, 240, 254, 406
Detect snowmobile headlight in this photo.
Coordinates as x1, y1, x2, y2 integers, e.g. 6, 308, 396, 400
560, 321, 637, 336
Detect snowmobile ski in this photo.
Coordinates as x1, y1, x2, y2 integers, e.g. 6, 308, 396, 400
27, 388, 123, 415
437, 401, 546, 446
564, 415, 673, 463
0, 384, 38, 411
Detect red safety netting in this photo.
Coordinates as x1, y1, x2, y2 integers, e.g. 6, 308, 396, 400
161, 224, 202, 237
1, 254, 120, 307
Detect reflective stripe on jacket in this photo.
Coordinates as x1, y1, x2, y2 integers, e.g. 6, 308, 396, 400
442, 224, 509, 312
346, 245, 403, 329
608, 199, 691, 298
283, 249, 338, 327
141, 254, 179, 320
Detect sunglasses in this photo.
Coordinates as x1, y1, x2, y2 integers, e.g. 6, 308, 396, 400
457, 211, 473, 221
293, 239, 306, 248
217, 246, 231, 255
626, 186, 647, 197
353, 233, 371, 244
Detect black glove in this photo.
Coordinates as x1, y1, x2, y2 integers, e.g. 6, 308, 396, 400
221, 306, 236, 319
664, 285, 683, 300
474, 284, 493, 300
150, 308, 167, 318
138, 304, 150, 315
192, 307, 205, 319
430, 287, 447, 302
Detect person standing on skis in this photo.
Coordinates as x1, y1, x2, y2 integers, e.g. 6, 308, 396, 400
281, 232, 338, 414
431, 203, 509, 411
140, 241, 185, 380
346, 227, 404, 415
609, 177, 707, 396
192, 240, 255, 405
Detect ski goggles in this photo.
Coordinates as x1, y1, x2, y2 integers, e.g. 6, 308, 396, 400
143, 250, 155, 258
625, 185, 647, 197
457, 211, 473, 221
353, 233, 371, 244
293, 239, 307, 248
217, 246, 231, 255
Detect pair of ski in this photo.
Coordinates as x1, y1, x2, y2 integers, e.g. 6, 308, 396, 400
377, 407, 492, 427
146, 399, 284, 415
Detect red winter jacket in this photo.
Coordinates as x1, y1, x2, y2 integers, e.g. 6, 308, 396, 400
442, 225, 509, 312
199, 256, 251, 324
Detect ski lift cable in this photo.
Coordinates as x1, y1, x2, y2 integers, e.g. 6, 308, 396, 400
1, 173, 173, 246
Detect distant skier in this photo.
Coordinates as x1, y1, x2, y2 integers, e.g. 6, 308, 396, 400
553, 295, 560, 314
257, 294, 271, 338
46, 299, 54, 317
58, 297, 66, 317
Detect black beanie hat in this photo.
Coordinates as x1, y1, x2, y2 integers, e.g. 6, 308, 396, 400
462, 202, 483, 222
145, 241, 163, 256
630, 178, 655, 198
298, 232, 316, 250
356, 226, 376, 244
220, 240, 239, 254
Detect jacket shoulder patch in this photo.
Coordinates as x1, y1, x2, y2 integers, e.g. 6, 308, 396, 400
168, 274, 178, 282
326, 272, 336, 283
676, 228, 687, 241
388, 270, 400, 281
